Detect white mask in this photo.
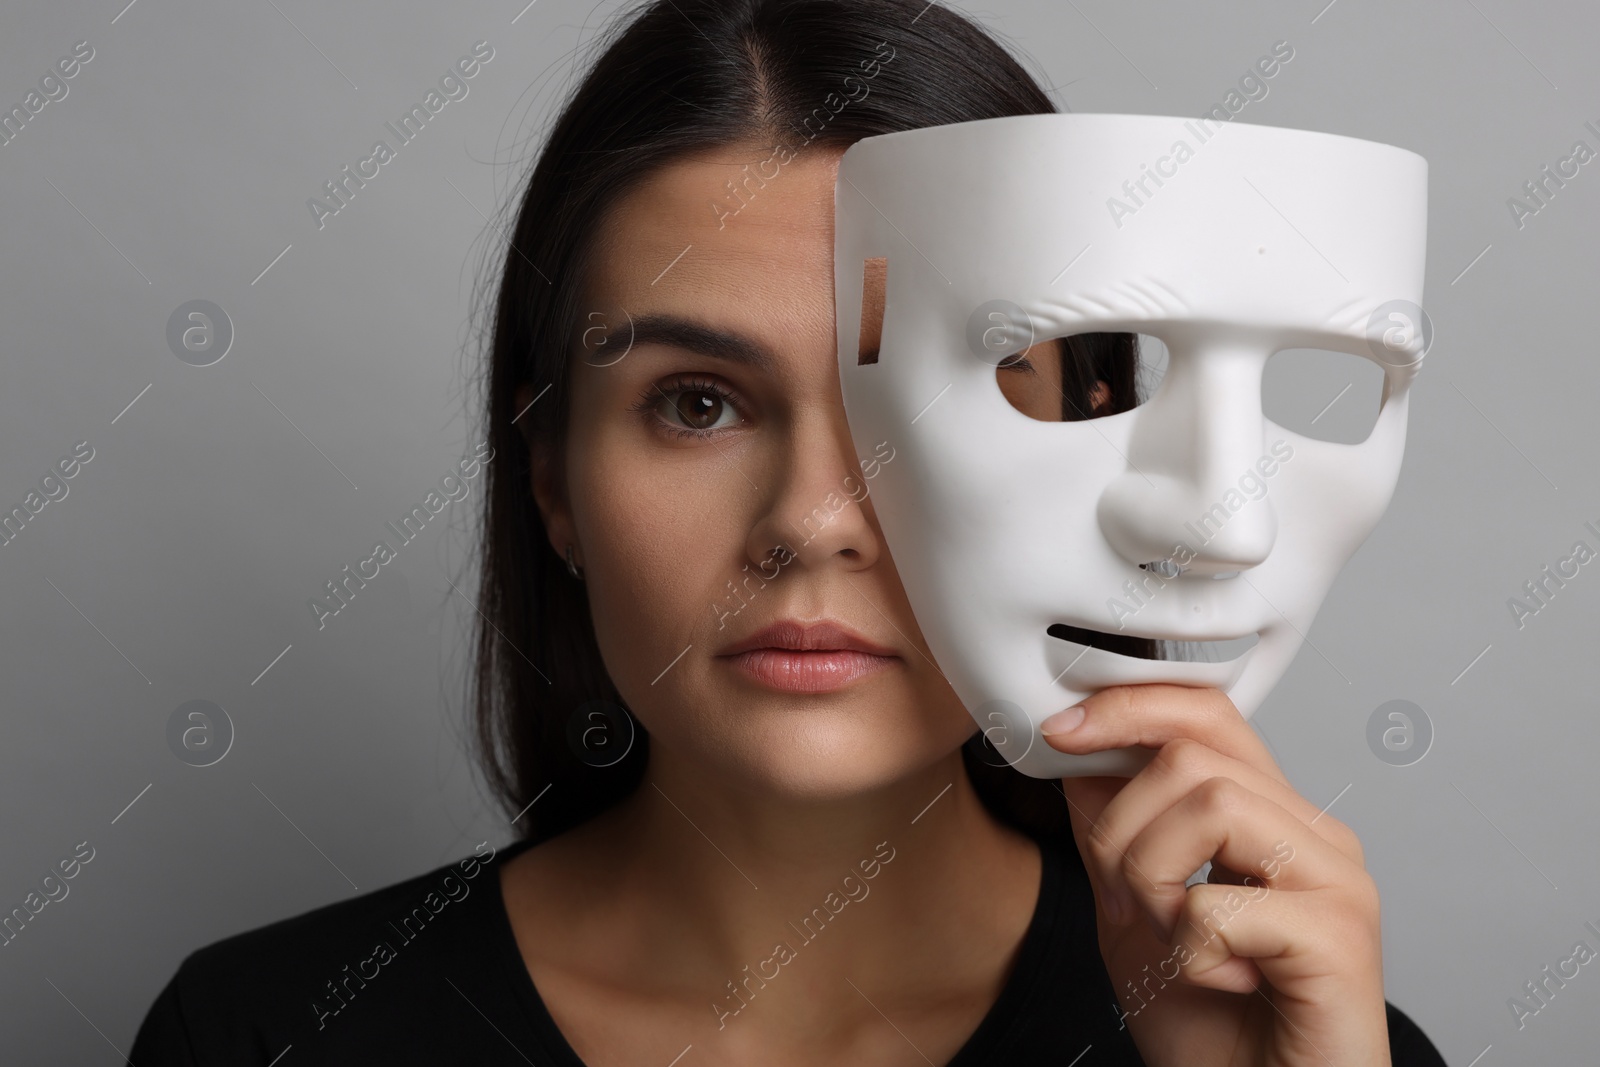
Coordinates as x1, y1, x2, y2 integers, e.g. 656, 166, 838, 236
834, 113, 1430, 778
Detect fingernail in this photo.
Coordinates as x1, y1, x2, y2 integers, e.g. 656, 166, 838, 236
1041, 705, 1086, 736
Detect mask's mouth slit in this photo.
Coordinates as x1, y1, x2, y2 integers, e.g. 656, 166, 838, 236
1046, 623, 1260, 663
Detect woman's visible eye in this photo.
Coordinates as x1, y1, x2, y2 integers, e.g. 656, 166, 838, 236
996, 353, 1035, 372
629, 374, 748, 439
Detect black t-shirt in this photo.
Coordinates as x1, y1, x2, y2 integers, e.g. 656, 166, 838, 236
131, 833, 1446, 1065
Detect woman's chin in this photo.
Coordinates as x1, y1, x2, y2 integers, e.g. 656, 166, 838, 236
656, 714, 965, 802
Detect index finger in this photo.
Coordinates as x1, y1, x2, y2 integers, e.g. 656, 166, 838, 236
1041, 683, 1287, 785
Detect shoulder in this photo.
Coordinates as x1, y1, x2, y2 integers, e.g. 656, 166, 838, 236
130, 840, 514, 1065
1385, 1000, 1447, 1065
178, 840, 503, 987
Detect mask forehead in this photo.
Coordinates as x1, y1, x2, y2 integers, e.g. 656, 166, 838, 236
834, 114, 1429, 779
838, 113, 1426, 360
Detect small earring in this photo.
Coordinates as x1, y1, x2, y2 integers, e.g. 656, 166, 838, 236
565, 544, 585, 581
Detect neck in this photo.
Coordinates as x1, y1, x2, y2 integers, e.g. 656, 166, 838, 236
513, 743, 1043, 1031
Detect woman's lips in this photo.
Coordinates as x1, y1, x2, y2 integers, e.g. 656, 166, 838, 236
722, 648, 897, 692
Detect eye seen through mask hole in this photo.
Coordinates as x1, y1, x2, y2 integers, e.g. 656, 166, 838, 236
852, 257, 1169, 423
992, 331, 1169, 423
997, 334, 1390, 444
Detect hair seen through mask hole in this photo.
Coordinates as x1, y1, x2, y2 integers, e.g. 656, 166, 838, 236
856, 256, 1159, 422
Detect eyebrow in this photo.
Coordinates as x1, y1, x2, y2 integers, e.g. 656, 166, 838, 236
624, 313, 778, 374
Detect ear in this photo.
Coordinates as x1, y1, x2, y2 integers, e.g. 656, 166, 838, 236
1089, 379, 1112, 416
515, 381, 577, 564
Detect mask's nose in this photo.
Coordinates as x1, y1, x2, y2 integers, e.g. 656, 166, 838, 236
1095, 337, 1277, 578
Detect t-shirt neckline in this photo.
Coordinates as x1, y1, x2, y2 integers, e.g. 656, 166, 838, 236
481, 833, 1066, 1066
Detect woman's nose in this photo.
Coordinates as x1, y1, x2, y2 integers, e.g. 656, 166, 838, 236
1095, 340, 1278, 577
745, 415, 882, 573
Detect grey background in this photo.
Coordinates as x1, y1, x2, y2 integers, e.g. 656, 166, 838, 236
2, 0, 1595, 1062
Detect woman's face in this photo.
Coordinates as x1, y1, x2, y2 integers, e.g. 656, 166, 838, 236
525, 141, 1062, 797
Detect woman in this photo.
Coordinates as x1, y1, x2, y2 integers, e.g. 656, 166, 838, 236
131, 1, 1447, 1063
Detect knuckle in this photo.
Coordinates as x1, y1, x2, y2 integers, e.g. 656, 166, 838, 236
1335, 822, 1367, 866
1312, 810, 1347, 836
1192, 774, 1244, 818
1084, 819, 1124, 870
1317, 889, 1381, 957
1109, 685, 1140, 720
1310, 811, 1366, 866
1301, 916, 1346, 960
1346, 832, 1367, 867
1155, 736, 1212, 780
1202, 686, 1243, 722
1118, 848, 1151, 896
1346, 872, 1382, 919
1180, 686, 1239, 734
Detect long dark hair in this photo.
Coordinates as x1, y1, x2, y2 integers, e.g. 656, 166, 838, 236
468, 0, 1159, 848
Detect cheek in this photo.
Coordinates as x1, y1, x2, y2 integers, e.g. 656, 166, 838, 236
570, 433, 743, 687
559, 396, 978, 784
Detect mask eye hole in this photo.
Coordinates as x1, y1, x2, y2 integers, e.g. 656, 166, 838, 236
857, 256, 888, 366
1263, 348, 1387, 444
995, 332, 1168, 423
